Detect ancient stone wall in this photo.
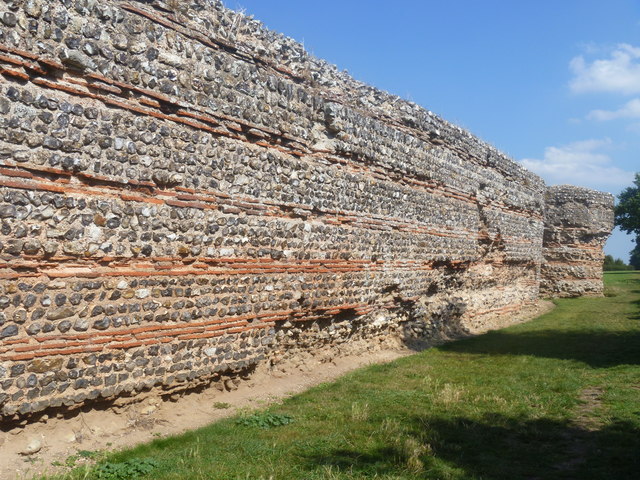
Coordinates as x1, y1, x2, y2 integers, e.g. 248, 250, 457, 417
0, 0, 609, 421
541, 185, 614, 298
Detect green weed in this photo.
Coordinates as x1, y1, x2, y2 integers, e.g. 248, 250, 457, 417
93, 458, 158, 480
235, 411, 294, 429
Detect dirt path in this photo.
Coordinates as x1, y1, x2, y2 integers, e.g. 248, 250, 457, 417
560, 387, 604, 467
542, 386, 605, 479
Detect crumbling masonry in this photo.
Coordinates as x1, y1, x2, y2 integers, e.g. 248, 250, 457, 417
0, 0, 613, 421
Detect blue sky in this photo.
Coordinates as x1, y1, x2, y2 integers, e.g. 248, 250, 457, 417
229, 0, 639, 261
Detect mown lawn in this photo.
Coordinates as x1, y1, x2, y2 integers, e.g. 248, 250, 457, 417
48, 272, 640, 480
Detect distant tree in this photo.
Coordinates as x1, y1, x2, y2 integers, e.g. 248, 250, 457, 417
603, 254, 632, 271
630, 239, 640, 270
614, 173, 640, 270
603, 255, 615, 271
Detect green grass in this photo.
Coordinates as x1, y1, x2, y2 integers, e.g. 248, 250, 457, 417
43, 272, 640, 480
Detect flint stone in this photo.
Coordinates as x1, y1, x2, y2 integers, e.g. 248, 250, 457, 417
1, 12, 17, 27
1, 325, 18, 338
28, 358, 64, 374
59, 49, 97, 71
93, 317, 110, 330
0, 205, 17, 218
24, 0, 42, 18
74, 318, 90, 331
46, 307, 76, 320
26, 323, 41, 335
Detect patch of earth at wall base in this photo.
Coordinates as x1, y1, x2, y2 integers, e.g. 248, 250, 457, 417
0, 299, 553, 480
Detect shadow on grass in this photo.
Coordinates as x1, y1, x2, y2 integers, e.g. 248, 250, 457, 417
438, 330, 640, 368
628, 296, 640, 320
304, 415, 640, 479
308, 448, 399, 477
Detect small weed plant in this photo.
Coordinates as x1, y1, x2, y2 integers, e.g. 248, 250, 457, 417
94, 458, 159, 480
236, 411, 294, 429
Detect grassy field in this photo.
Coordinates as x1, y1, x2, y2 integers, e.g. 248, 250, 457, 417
47, 272, 640, 480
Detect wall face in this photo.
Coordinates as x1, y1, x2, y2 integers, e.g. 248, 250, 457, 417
541, 186, 614, 298
0, 0, 588, 420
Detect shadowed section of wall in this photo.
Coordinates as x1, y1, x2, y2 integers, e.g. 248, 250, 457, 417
541, 186, 614, 298
0, 0, 610, 422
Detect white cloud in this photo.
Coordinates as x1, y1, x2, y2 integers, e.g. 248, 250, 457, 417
569, 44, 640, 94
520, 139, 633, 192
587, 98, 640, 120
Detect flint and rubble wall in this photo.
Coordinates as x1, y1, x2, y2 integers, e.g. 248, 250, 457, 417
541, 185, 614, 298
0, 0, 605, 421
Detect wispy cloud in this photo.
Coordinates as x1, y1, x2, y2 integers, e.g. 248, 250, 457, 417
587, 98, 640, 120
569, 44, 640, 94
520, 139, 633, 192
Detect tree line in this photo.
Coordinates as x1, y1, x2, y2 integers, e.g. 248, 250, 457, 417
612, 173, 640, 271
603, 255, 635, 271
